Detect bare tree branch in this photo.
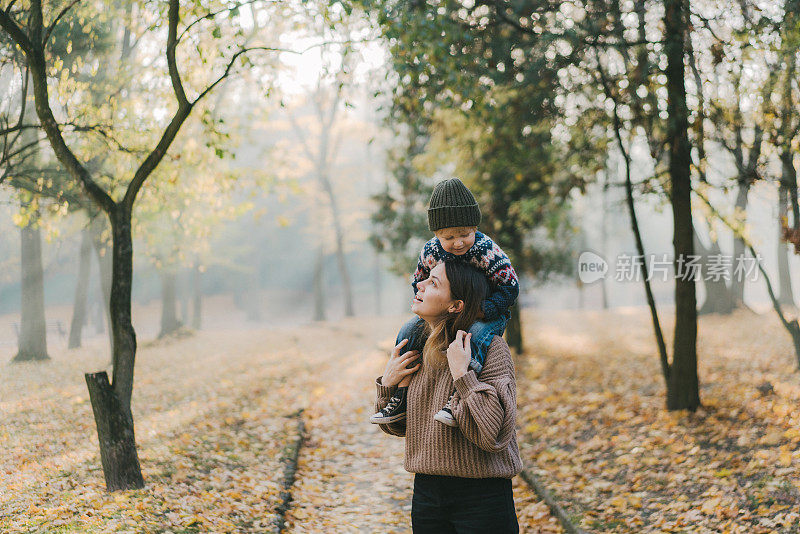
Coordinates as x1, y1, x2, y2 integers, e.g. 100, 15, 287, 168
192, 40, 368, 106
0, 5, 33, 53
166, 0, 189, 108
43, 0, 82, 47
124, 0, 192, 209
5, 0, 116, 213
0, 122, 37, 135
177, 0, 268, 43
2, 136, 44, 161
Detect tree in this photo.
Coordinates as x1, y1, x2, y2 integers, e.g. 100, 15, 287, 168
690, 0, 800, 365
769, 1, 800, 281
370, 121, 433, 280
359, 0, 599, 352
2, 0, 123, 354
68, 217, 93, 348
13, 193, 49, 361
137, 116, 264, 336
0, 0, 289, 490
662, 0, 699, 410
591, 0, 700, 410
287, 81, 356, 318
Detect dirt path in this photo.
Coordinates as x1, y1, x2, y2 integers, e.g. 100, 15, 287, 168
280, 317, 411, 532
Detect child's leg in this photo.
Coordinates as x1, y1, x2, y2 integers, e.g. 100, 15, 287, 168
396, 315, 426, 387
467, 312, 510, 374
433, 312, 510, 426
370, 315, 427, 424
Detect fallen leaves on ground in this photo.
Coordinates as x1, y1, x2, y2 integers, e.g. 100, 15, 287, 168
1, 325, 318, 532
517, 306, 800, 533
1, 312, 560, 532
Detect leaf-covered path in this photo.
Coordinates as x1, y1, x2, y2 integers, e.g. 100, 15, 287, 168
281, 319, 411, 532
0, 311, 560, 532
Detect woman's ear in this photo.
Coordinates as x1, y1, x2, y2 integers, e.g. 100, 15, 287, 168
448, 299, 464, 314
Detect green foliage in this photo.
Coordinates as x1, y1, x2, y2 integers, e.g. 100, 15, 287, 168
369, 123, 432, 277
359, 0, 606, 280
1, 1, 118, 232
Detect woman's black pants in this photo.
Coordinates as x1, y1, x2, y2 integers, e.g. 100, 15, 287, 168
411, 473, 519, 533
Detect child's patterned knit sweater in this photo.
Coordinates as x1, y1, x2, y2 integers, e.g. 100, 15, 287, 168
412, 231, 519, 321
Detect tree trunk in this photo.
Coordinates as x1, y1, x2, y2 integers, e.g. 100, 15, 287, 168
178, 268, 189, 325
109, 210, 138, 409
84, 208, 143, 491
89, 215, 113, 355
307, 81, 353, 318
91, 286, 105, 334
85, 371, 143, 491
695, 228, 735, 315
158, 269, 181, 337
598, 60, 671, 388
730, 180, 750, 306
600, 172, 610, 310
313, 245, 326, 321
505, 306, 523, 354
245, 269, 262, 322
778, 155, 797, 308
322, 175, 355, 317
789, 320, 800, 369
68, 226, 93, 349
14, 204, 49, 362
333, 236, 354, 316
664, 0, 700, 411
191, 258, 202, 330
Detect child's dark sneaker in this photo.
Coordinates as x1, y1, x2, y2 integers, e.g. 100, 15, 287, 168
370, 387, 407, 424
434, 392, 457, 427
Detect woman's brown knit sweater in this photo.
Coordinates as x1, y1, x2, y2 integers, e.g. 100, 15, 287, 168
375, 335, 523, 479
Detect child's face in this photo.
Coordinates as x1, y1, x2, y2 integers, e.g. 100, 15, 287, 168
434, 226, 477, 255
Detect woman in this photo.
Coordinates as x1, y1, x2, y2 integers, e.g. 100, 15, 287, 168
374, 260, 523, 533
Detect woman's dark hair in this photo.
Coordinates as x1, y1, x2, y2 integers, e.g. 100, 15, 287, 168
423, 261, 491, 365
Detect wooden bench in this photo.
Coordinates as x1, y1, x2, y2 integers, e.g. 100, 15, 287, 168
11, 320, 67, 339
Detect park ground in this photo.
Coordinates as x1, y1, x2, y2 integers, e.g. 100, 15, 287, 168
1, 299, 800, 533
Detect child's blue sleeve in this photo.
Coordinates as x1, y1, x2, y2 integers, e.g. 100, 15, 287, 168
482, 281, 519, 321
478, 238, 520, 320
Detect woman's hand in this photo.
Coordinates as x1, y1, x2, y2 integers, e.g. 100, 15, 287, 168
381, 339, 421, 387
446, 330, 471, 380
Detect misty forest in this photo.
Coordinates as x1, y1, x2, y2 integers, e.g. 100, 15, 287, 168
1, 0, 800, 532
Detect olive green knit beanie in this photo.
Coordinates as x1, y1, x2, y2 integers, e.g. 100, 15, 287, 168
427, 178, 481, 232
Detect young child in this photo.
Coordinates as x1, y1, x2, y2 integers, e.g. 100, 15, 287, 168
370, 178, 519, 427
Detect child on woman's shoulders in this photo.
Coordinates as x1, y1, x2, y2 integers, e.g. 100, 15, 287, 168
370, 178, 520, 427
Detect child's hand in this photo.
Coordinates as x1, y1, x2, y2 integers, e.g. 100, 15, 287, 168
381, 339, 421, 387
446, 331, 471, 380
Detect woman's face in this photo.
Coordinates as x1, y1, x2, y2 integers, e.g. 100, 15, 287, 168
412, 263, 462, 321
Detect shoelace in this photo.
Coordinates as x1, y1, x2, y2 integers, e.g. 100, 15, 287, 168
382, 396, 403, 414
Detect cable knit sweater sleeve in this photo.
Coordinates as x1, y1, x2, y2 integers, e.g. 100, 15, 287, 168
450, 336, 517, 453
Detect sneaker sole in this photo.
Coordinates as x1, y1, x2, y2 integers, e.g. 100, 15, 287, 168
370, 412, 407, 424
433, 411, 458, 427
